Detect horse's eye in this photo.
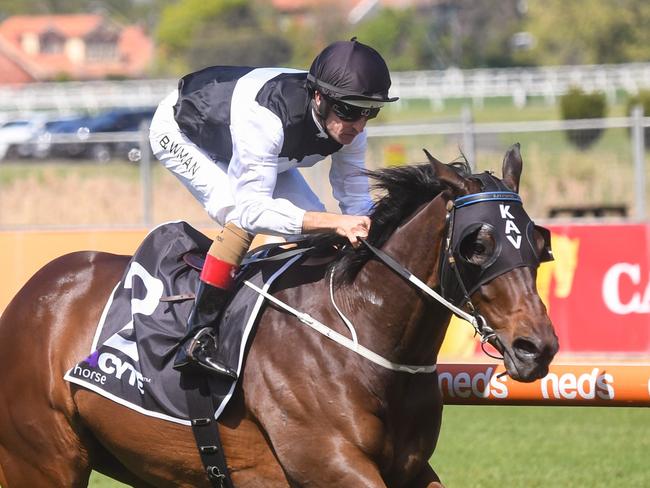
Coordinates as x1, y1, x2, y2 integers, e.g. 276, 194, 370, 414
473, 242, 487, 254
459, 225, 495, 264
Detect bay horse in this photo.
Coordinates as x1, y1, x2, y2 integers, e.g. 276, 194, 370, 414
0, 144, 558, 487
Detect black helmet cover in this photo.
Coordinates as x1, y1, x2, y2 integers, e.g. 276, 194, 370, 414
307, 38, 399, 107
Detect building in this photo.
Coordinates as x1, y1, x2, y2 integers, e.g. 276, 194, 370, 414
270, 0, 437, 24
0, 14, 154, 85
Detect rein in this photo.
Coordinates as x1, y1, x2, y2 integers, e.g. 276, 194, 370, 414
243, 237, 497, 374
359, 238, 496, 344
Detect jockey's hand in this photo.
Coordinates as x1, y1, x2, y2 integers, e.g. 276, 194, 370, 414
302, 211, 371, 248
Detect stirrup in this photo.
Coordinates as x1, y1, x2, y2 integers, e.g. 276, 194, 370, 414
187, 327, 218, 355
187, 329, 238, 380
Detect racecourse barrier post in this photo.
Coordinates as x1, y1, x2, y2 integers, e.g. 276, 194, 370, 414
461, 106, 476, 170
438, 363, 650, 407
139, 121, 153, 227
631, 105, 646, 221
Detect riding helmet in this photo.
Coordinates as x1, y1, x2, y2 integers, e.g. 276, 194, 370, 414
307, 38, 399, 108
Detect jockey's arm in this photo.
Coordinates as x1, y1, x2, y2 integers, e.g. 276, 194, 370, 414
227, 107, 307, 236
329, 130, 374, 216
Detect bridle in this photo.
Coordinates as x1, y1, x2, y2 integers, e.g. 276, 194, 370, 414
361, 173, 553, 352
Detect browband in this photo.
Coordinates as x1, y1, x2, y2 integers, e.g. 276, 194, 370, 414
454, 191, 522, 209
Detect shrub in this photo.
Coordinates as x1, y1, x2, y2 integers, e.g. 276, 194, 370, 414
559, 87, 607, 150
626, 89, 650, 148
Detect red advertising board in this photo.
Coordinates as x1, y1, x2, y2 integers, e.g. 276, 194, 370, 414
542, 223, 650, 355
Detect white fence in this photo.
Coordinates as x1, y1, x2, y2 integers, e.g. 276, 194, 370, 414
1, 62, 650, 113
391, 62, 650, 108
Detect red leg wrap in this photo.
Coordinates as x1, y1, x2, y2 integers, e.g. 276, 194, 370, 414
200, 255, 237, 290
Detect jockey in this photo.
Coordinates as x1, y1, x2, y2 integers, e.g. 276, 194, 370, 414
149, 38, 398, 379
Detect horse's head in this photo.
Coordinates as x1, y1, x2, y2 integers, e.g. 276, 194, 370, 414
426, 143, 559, 382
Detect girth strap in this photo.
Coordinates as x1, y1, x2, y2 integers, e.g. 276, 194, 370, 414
183, 375, 234, 488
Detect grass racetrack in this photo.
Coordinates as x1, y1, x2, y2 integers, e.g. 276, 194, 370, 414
431, 405, 649, 487
88, 404, 650, 487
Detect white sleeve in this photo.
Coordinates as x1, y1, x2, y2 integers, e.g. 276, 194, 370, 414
329, 130, 373, 215
227, 105, 306, 236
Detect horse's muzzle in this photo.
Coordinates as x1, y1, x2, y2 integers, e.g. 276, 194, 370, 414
500, 331, 559, 382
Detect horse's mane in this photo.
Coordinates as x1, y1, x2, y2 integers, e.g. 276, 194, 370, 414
307, 158, 472, 284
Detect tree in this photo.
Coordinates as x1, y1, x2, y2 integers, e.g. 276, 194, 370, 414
519, 0, 650, 65
274, 2, 352, 70
0, 0, 174, 35
560, 87, 608, 150
155, 0, 292, 75
347, 1, 524, 70
349, 8, 434, 71
0, 0, 86, 16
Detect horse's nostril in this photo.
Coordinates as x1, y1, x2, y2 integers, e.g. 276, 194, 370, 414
512, 337, 540, 359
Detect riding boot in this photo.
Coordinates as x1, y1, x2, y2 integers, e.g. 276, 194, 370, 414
174, 222, 253, 379
173, 280, 238, 379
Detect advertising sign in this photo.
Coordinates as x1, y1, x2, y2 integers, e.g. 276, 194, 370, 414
440, 223, 650, 357
542, 223, 650, 354
437, 363, 650, 406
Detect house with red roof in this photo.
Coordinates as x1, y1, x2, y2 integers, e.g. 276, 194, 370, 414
271, 0, 437, 24
0, 14, 154, 85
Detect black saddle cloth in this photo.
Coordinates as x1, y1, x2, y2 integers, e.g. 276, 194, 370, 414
64, 221, 293, 424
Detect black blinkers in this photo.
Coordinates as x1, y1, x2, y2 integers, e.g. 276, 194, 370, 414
439, 173, 553, 306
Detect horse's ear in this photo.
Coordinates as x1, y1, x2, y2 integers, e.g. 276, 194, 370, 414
423, 148, 445, 166
502, 143, 522, 193
423, 148, 470, 195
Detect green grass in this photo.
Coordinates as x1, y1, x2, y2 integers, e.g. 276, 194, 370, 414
89, 472, 129, 487
1, 97, 648, 227
88, 405, 650, 487
431, 405, 650, 487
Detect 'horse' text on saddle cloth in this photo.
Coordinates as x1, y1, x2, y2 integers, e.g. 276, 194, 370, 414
64, 221, 284, 425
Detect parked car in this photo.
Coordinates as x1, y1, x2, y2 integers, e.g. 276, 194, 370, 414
32, 115, 95, 159
0, 116, 48, 160
34, 108, 155, 162
76, 108, 155, 162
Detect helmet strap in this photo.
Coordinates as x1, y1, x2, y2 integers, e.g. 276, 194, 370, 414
312, 94, 331, 133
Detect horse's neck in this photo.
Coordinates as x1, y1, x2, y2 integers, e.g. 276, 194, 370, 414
353, 196, 452, 366
382, 197, 447, 282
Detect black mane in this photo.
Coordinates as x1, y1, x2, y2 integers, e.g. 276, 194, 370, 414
307, 160, 472, 284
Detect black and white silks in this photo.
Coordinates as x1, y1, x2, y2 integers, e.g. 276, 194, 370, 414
149, 67, 373, 236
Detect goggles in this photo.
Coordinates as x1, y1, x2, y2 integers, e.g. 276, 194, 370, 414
326, 96, 380, 122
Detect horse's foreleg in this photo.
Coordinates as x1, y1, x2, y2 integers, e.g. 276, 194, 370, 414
0, 429, 91, 488
276, 441, 389, 488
